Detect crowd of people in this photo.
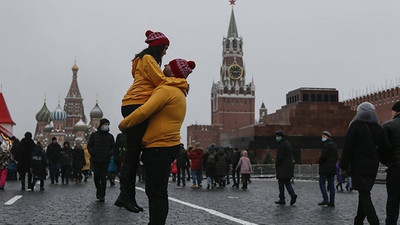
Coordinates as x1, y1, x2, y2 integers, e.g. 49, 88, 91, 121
1, 28, 400, 225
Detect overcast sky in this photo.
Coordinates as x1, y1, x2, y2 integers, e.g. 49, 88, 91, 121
1, 0, 400, 145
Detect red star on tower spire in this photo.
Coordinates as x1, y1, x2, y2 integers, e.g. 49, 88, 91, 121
229, 0, 236, 5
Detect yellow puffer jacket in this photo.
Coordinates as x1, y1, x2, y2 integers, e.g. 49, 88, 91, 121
122, 54, 188, 106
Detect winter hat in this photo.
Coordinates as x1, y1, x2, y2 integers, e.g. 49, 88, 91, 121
169, 58, 196, 79
24, 132, 32, 139
275, 130, 285, 137
194, 142, 201, 147
145, 30, 170, 47
242, 150, 248, 157
357, 102, 375, 113
322, 131, 332, 138
98, 118, 110, 129
392, 101, 400, 112
52, 137, 57, 141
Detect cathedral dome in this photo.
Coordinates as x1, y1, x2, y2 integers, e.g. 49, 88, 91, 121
50, 104, 66, 121
74, 119, 88, 132
35, 101, 51, 122
90, 103, 103, 119
44, 123, 53, 132
72, 63, 79, 71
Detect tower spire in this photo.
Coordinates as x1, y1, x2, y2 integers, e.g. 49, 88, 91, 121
227, 2, 238, 38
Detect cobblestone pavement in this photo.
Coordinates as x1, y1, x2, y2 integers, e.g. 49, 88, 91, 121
0, 178, 389, 225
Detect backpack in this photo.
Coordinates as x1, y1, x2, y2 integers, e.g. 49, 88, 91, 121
207, 153, 216, 164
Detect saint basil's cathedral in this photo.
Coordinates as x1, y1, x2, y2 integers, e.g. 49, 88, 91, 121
34, 62, 103, 147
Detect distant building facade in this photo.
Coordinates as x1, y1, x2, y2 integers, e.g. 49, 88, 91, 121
0, 92, 15, 137
34, 62, 104, 147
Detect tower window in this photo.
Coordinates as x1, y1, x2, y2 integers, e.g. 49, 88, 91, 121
233, 40, 237, 48
225, 41, 230, 49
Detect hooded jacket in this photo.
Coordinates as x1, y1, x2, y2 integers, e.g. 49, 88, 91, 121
189, 147, 204, 170
120, 84, 188, 148
122, 54, 188, 106
236, 151, 252, 174
88, 119, 115, 163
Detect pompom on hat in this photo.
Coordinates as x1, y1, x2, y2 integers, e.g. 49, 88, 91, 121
169, 58, 196, 79
145, 30, 170, 47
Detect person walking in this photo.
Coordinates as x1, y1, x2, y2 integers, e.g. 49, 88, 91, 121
231, 148, 241, 188
176, 144, 189, 187
60, 141, 73, 184
340, 102, 387, 225
46, 137, 61, 184
235, 150, 252, 190
30, 142, 48, 191
318, 131, 338, 207
204, 145, 217, 190
81, 144, 91, 182
17, 132, 35, 190
88, 118, 115, 202
72, 143, 85, 184
119, 58, 194, 225
114, 132, 127, 178
189, 142, 204, 188
215, 148, 228, 188
115, 30, 188, 214
108, 155, 117, 187
0, 135, 16, 190
274, 130, 297, 205
382, 101, 400, 225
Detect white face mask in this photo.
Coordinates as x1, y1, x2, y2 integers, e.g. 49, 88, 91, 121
101, 125, 110, 132
322, 137, 327, 142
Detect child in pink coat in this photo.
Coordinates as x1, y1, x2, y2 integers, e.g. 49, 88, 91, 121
235, 150, 252, 190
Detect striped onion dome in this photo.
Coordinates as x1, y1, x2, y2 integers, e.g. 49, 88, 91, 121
44, 123, 53, 132
50, 104, 66, 121
74, 119, 88, 132
35, 101, 51, 122
90, 103, 103, 119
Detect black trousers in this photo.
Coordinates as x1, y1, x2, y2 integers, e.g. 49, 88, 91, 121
278, 178, 295, 200
386, 164, 400, 225
142, 146, 179, 225
92, 161, 109, 199
19, 171, 32, 189
354, 190, 379, 225
119, 105, 149, 200
177, 165, 186, 185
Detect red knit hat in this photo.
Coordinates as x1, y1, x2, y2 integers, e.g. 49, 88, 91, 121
169, 59, 196, 79
145, 30, 170, 47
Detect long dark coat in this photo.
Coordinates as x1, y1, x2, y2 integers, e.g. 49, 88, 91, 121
203, 151, 216, 177
88, 130, 114, 164
17, 137, 36, 173
31, 145, 48, 179
275, 139, 294, 179
215, 149, 228, 177
72, 147, 85, 172
340, 121, 386, 191
319, 139, 338, 175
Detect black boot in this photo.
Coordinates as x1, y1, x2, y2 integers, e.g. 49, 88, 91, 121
115, 164, 143, 213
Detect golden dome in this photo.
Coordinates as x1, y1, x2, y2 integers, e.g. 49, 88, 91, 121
72, 63, 79, 71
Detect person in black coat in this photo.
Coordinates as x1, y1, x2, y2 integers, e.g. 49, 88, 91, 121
114, 132, 127, 175
88, 118, 114, 202
340, 102, 387, 225
231, 148, 241, 188
30, 142, 48, 191
17, 132, 35, 190
382, 101, 400, 225
46, 137, 61, 184
60, 141, 73, 184
318, 131, 338, 207
72, 143, 85, 184
215, 148, 228, 188
176, 144, 189, 187
203, 145, 217, 190
274, 130, 297, 205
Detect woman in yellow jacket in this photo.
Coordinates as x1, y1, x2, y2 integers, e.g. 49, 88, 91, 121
115, 30, 188, 213
82, 144, 91, 182
119, 58, 195, 225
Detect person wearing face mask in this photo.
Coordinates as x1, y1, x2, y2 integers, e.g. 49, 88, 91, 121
274, 130, 297, 205
317, 131, 338, 207
88, 118, 115, 202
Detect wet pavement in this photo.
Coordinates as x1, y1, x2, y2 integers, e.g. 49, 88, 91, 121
0, 177, 388, 224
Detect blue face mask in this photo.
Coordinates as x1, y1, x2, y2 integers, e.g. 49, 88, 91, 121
275, 137, 282, 142
322, 137, 327, 142
101, 125, 110, 132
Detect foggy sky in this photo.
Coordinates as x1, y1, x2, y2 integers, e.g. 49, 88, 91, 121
1, 0, 400, 145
